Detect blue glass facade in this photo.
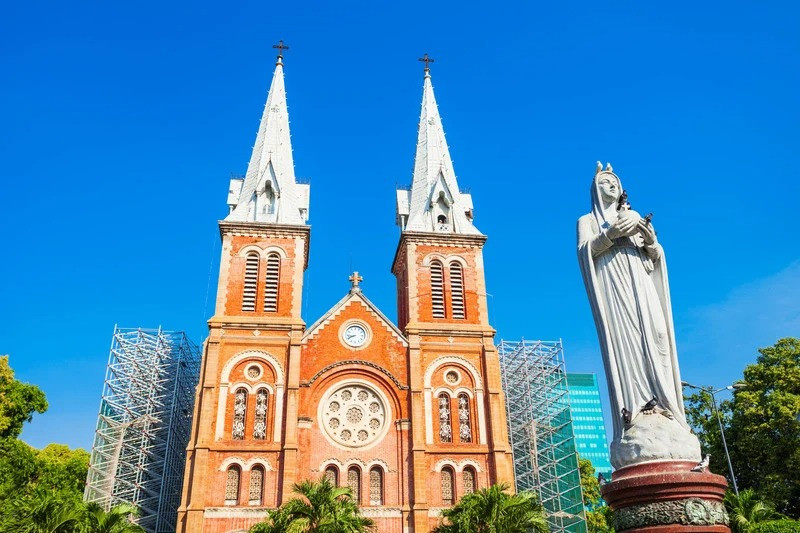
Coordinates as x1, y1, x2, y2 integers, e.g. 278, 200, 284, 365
566, 373, 613, 479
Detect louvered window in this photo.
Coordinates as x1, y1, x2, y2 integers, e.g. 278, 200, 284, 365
430, 260, 445, 318
449, 262, 465, 319
249, 466, 264, 505
347, 467, 361, 503
441, 467, 455, 505
369, 467, 383, 505
264, 253, 280, 312
225, 466, 240, 505
242, 253, 259, 312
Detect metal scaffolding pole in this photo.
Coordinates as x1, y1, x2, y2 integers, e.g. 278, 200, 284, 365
499, 339, 586, 533
85, 327, 200, 533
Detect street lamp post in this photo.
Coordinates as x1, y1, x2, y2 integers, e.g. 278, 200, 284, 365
681, 381, 743, 496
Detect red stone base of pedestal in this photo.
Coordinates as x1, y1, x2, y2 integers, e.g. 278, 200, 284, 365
600, 461, 731, 532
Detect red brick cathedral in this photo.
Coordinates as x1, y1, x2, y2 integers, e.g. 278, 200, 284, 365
177, 51, 515, 533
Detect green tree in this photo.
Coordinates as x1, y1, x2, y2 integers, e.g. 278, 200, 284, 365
684, 338, 800, 517
82, 503, 146, 533
578, 457, 613, 533
725, 489, 784, 533
0, 355, 47, 440
433, 483, 549, 533
249, 478, 374, 533
1, 493, 83, 533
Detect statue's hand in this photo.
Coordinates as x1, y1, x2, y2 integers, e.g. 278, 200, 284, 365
637, 220, 656, 245
608, 215, 637, 239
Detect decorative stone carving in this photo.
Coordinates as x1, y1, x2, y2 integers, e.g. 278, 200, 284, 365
253, 389, 268, 440
614, 498, 729, 531
321, 384, 386, 448
232, 390, 246, 440
438, 395, 452, 442
458, 394, 471, 443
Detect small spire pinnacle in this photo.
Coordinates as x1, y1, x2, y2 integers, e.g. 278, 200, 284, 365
273, 40, 289, 66
418, 53, 434, 77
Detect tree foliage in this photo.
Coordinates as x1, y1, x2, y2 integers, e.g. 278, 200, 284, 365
578, 456, 614, 533
686, 338, 800, 517
724, 489, 784, 533
249, 478, 374, 533
0, 355, 47, 440
433, 483, 549, 533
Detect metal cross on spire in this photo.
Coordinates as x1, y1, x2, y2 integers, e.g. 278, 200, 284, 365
349, 271, 363, 291
273, 40, 289, 64
418, 53, 435, 73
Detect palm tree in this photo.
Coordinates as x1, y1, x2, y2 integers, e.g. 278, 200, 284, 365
434, 483, 549, 533
6, 494, 83, 533
81, 503, 145, 533
724, 489, 783, 533
250, 478, 374, 533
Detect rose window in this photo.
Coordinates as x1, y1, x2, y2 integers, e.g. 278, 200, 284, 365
321, 383, 387, 448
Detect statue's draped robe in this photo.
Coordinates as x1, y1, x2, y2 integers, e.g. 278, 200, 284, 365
577, 174, 689, 461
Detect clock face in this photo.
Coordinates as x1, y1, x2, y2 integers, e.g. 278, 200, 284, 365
343, 325, 367, 347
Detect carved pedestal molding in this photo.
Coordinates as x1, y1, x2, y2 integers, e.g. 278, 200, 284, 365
601, 461, 731, 533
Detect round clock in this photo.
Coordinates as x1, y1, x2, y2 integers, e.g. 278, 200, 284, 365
343, 324, 367, 347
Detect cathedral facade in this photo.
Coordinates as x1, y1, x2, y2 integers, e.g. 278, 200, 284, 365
177, 53, 514, 533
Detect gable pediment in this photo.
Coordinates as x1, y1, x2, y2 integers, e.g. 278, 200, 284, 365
302, 291, 408, 347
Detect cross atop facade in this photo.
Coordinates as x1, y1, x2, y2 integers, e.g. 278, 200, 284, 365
349, 271, 363, 290
418, 53, 435, 73
273, 40, 290, 63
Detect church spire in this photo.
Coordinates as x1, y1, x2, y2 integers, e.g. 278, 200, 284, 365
226, 42, 309, 225
395, 57, 479, 235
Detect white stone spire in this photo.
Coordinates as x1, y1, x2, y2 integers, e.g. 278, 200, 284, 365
396, 65, 479, 235
226, 50, 309, 225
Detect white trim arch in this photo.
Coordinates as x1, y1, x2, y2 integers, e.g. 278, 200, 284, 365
433, 459, 459, 473
216, 350, 285, 442
432, 459, 483, 473
219, 457, 274, 472
228, 382, 275, 395
424, 357, 486, 445
236, 244, 288, 260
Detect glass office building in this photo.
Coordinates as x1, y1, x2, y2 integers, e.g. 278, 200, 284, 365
566, 373, 612, 479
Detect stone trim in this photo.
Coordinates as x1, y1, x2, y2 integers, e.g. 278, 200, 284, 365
302, 360, 409, 390
204, 507, 270, 519
360, 507, 402, 518
303, 295, 408, 346
614, 498, 729, 531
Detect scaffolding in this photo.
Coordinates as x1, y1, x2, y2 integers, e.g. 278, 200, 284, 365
85, 327, 201, 533
499, 339, 586, 533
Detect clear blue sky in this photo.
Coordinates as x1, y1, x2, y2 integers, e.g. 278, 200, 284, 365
2, 1, 798, 450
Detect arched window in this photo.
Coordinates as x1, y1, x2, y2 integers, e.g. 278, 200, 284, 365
463, 467, 476, 495
369, 467, 383, 506
437, 214, 447, 224
324, 465, 339, 486
225, 466, 241, 505
253, 388, 269, 440
347, 466, 361, 503
449, 261, 465, 319
232, 388, 247, 440
264, 253, 280, 312
430, 260, 445, 318
242, 252, 259, 312
441, 466, 455, 506
438, 393, 452, 443
249, 465, 264, 505
458, 393, 472, 443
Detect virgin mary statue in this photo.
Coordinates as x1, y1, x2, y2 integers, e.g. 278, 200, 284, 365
578, 163, 701, 469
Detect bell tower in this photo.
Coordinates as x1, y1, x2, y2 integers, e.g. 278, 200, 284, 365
178, 43, 310, 532
392, 58, 515, 531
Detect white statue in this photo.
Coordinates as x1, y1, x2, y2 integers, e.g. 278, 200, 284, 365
577, 163, 701, 469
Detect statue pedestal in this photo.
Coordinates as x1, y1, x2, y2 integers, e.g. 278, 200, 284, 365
600, 461, 731, 532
